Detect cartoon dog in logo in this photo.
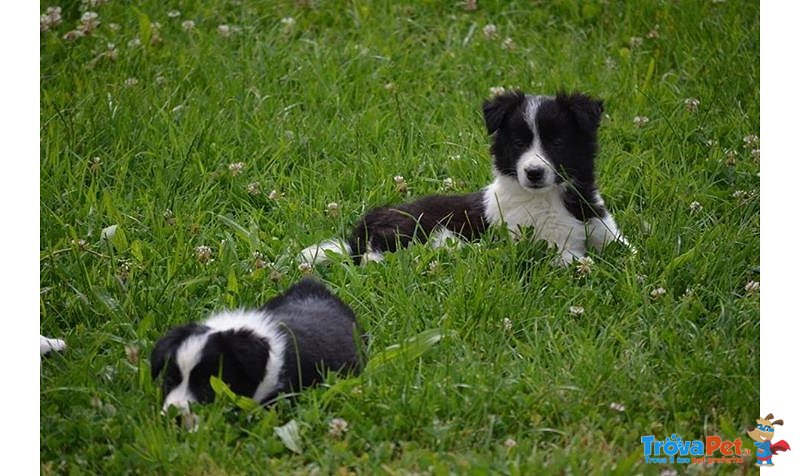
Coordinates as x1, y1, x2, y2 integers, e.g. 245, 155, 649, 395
747, 413, 791, 466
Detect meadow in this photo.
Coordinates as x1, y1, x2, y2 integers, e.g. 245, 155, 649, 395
40, 0, 760, 473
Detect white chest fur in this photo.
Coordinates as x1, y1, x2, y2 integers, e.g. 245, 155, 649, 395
482, 175, 588, 262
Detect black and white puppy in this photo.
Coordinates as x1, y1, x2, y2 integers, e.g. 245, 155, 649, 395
150, 278, 363, 414
300, 90, 630, 266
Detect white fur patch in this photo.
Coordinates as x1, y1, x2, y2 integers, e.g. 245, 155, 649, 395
428, 227, 465, 249
483, 175, 588, 264
40, 335, 66, 356
298, 239, 351, 266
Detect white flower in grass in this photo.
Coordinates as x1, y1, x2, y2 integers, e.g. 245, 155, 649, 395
124, 77, 139, 87
569, 305, 585, 316
502, 318, 513, 332
751, 148, 760, 161
650, 287, 667, 299
89, 156, 103, 172
125, 344, 139, 364
107, 23, 120, 32
684, 97, 700, 112
501, 37, 515, 50
428, 260, 441, 273
383, 82, 397, 93
646, 24, 660, 39
246, 182, 261, 195
482, 24, 497, 39
228, 162, 245, 175
182, 20, 195, 31
268, 189, 283, 200
41, 7, 62, 32
218, 24, 232, 37
128, 37, 142, 48
298, 262, 313, 275
633, 116, 650, 128
329, 418, 349, 438
326, 202, 340, 217
732, 190, 747, 200
449, 154, 462, 161
78, 12, 101, 36
104, 43, 118, 61
442, 177, 455, 190
155, 75, 167, 86
743, 134, 759, 146
63, 30, 85, 41
503, 437, 517, 449
163, 209, 176, 225
575, 256, 594, 276
489, 86, 506, 96
71, 238, 88, 250
629, 36, 643, 48
394, 175, 408, 193
195, 245, 212, 264
269, 269, 284, 282
689, 201, 702, 214
167, 10, 181, 18
609, 402, 626, 412
745, 280, 759, 294
281, 16, 296, 32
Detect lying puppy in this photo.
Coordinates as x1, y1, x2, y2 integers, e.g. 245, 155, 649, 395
300, 90, 630, 266
151, 278, 363, 415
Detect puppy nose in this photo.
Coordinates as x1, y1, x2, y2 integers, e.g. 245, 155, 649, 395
525, 167, 545, 184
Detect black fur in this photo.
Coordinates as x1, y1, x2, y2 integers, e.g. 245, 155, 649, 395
348, 192, 486, 262
150, 278, 364, 408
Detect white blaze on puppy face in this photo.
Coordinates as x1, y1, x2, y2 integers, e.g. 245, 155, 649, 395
161, 334, 209, 413
517, 96, 556, 189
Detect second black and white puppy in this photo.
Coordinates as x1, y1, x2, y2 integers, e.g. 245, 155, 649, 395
150, 278, 363, 414
300, 90, 630, 266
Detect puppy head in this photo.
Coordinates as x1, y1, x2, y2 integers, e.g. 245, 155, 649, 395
151, 324, 271, 412
483, 90, 603, 191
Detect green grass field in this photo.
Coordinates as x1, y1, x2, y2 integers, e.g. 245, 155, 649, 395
40, 1, 760, 473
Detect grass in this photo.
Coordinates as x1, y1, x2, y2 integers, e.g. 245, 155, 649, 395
40, 0, 759, 473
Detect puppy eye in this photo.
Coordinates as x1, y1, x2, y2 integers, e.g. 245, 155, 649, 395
551, 137, 564, 147
513, 138, 529, 148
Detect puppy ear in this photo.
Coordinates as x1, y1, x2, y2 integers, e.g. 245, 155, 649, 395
557, 92, 604, 133
765, 413, 774, 420
150, 323, 206, 379
772, 419, 784, 426
482, 90, 525, 134
213, 329, 271, 383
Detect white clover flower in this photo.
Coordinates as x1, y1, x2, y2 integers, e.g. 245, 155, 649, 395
124, 77, 139, 87
646, 25, 660, 39
503, 437, 517, 448
63, 30, 85, 41
502, 318, 513, 332
41, 7, 62, 32
489, 86, 506, 96
629, 36, 643, 48
298, 262, 313, 274
155, 75, 167, 85
329, 418, 349, 438
684, 97, 700, 112
449, 154, 462, 161
167, 10, 181, 18
326, 202, 340, 217
268, 190, 283, 200
128, 37, 142, 48
732, 190, 746, 199
482, 24, 497, 39
633, 116, 650, 128
650, 287, 667, 299
428, 260, 441, 273
281, 16, 296, 31
163, 209, 176, 225
108, 22, 120, 32
182, 20, 195, 31
228, 162, 245, 175
218, 24, 232, 37
79, 11, 101, 34
501, 37, 515, 50
246, 182, 261, 195
394, 175, 408, 193
383, 82, 397, 92
745, 280, 760, 294
442, 177, 455, 190
689, 201, 702, 213
751, 148, 760, 161
569, 306, 585, 316
743, 134, 759, 146
575, 256, 594, 276
464, 0, 478, 11
195, 245, 212, 264
609, 402, 626, 412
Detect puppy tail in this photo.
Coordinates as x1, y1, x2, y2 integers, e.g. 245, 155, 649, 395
298, 239, 352, 266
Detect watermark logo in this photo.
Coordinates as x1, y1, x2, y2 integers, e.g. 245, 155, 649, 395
746, 413, 791, 467
641, 434, 749, 465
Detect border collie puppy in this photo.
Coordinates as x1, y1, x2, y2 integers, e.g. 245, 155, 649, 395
300, 90, 630, 266
150, 278, 363, 414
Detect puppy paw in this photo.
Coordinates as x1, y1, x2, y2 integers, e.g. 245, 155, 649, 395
40, 335, 66, 356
